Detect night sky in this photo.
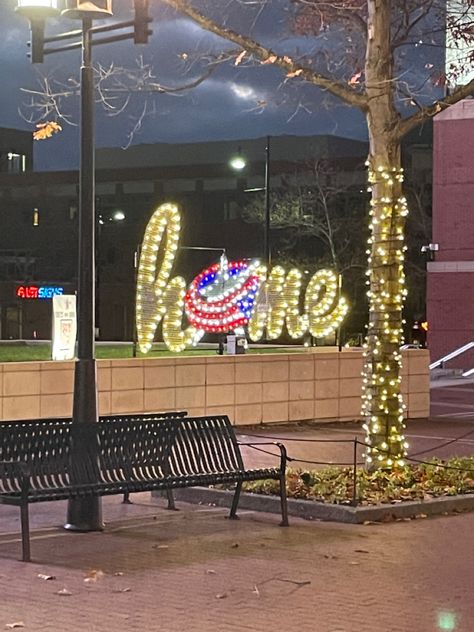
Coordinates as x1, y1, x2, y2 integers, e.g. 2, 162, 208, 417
0, 0, 370, 170
0, 0, 447, 170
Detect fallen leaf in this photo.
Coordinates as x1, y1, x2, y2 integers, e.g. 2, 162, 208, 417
261, 55, 277, 65
230, 543, 239, 549
349, 561, 360, 566
84, 570, 105, 583
112, 587, 131, 593
37, 574, 56, 581
114, 572, 124, 577
215, 593, 228, 599
152, 544, 169, 550
206, 569, 216, 575
57, 588, 72, 596
252, 585, 260, 596
5, 623, 24, 629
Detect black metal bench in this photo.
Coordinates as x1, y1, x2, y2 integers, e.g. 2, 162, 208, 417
0, 414, 288, 562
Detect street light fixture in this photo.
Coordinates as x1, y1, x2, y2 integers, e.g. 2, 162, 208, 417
229, 155, 246, 171
112, 209, 125, 222
15, 0, 151, 532
16, 0, 60, 17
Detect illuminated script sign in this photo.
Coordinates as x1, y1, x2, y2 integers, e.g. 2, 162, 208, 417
16, 285, 64, 300
136, 203, 348, 353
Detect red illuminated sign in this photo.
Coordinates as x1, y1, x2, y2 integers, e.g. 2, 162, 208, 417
16, 285, 64, 300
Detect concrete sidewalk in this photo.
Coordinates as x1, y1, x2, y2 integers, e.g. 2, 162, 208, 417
1, 491, 474, 632
1, 419, 474, 632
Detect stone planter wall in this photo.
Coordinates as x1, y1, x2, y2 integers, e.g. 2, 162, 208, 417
0, 348, 430, 425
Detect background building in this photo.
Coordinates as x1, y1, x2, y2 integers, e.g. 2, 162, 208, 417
0, 132, 431, 343
0, 127, 33, 175
427, 99, 474, 369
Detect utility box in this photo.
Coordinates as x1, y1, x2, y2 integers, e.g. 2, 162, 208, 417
226, 334, 247, 355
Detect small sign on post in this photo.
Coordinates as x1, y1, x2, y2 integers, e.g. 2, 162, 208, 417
52, 294, 77, 361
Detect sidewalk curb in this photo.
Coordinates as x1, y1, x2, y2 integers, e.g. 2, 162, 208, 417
168, 488, 474, 523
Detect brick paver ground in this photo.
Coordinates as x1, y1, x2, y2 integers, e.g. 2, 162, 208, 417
0, 490, 473, 632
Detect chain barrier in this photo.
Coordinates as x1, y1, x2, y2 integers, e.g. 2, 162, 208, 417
240, 429, 474, 508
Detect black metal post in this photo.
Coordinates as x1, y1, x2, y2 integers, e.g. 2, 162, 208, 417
65, 17, 102, 532
132, 245, 140, 358
95, 216, 101, 341
264, 135, 271, 269
337, 273, 343, 352
29, 19, 45, 63
352, 438, 358, 507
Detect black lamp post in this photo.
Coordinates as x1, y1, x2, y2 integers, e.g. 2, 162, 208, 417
263, 136, 271, 269
15, 0, 151, 531
230, 136, 271, 268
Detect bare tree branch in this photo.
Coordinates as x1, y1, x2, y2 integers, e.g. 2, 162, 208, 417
398, 77, 474, 138
159, 0, 368, 109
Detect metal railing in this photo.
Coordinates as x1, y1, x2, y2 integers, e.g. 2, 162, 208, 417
429, 341, 474, 370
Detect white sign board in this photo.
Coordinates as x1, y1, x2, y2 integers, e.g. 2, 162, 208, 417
52, 294, 77, 361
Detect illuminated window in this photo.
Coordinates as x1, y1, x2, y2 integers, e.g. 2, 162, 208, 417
7, 152, 26, 174
32, 208, 40, 226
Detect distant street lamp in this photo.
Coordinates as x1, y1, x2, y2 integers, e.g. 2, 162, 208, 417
96, 208, 126, 339
229, 155, 246, 171
229, 136, 271, 268
15, 0, 151, 532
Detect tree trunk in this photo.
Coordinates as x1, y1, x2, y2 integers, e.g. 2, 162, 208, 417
363, 0, 407, 468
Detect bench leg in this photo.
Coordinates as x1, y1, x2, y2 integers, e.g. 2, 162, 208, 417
279, 474, 289, 527
166, 489, 177, 511
20, 503, 31, 562
229, 481, 242, 520
122, 492, 132, 504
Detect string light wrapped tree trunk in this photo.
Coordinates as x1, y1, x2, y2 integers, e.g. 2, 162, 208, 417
160, 0, 474, 469
361, 0, 409, 467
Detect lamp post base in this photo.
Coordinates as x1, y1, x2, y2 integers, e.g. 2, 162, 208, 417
65, 497, 103, 531
66, 357, 103, 531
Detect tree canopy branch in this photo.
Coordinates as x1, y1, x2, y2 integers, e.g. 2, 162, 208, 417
159, 0, 368, 109
398, 78, 474, 138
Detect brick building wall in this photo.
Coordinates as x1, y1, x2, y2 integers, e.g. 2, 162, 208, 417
427, 100, 474, 368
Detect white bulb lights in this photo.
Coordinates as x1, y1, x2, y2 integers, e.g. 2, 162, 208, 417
135, 203, 200, 353
248, 266, 347, 341
362, 164, 409, 468
136, 203, 348, 353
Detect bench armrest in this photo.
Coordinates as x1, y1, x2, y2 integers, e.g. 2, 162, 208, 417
237, 441, 288, 472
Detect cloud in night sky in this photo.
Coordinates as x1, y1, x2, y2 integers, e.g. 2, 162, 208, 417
0, 0, 445, 170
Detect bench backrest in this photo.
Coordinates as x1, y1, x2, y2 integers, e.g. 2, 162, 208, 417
169, 416, 244, 477
0, 415, 243, 493
0, 412, 186, 493
95, 415, 244, 481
